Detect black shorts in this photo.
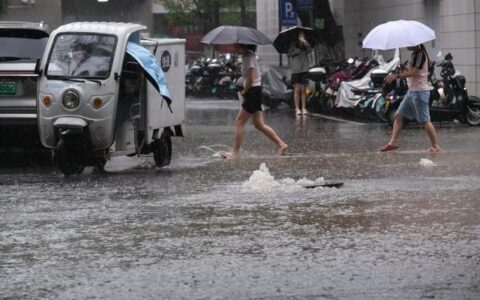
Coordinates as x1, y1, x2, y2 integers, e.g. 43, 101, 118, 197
241, 86, 263, 113
291, 72, 308, 85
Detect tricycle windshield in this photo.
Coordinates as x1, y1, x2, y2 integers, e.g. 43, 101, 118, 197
45, 33, 116, 79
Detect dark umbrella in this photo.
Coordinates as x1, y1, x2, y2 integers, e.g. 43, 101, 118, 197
273, 26, 317, 54
201, 25, 272, 45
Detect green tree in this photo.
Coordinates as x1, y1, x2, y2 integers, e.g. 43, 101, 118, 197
162, 0, 255, 33
0, 0, 9, 16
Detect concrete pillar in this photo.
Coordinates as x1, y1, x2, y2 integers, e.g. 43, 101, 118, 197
440, 0, 477, 96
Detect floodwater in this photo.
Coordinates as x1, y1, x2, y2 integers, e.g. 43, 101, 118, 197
1, 99, 480, 299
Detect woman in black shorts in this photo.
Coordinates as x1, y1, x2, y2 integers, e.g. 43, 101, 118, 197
222, 43, 288, 158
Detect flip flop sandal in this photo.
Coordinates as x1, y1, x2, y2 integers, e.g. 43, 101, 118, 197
379, 144, 399, 152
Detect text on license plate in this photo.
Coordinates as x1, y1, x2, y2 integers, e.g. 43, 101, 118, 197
0, 81, 16, 95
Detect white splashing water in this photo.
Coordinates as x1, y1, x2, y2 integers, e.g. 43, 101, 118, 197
242, 163, 325, 191
198, 145, 231, 158
419, 158, 435, 167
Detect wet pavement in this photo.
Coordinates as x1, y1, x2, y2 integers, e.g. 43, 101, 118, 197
1, 99, 480, 299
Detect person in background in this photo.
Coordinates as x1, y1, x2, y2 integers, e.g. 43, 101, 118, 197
288, 32, 312, 116
222, 43, 288, 158
380, 44, 441, 153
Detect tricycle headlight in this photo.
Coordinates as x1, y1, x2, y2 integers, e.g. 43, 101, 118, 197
62, 90, 80, 109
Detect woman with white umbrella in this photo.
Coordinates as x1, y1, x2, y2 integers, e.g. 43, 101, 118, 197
380, 44, 440, 153
362, 20, 441, 152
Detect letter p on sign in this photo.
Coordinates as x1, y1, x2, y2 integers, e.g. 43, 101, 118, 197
280, 0, 297, 26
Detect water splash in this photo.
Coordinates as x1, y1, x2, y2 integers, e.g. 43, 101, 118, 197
242, 163, 325, 191
198, 144, 231, 158
419, 158, 435, 167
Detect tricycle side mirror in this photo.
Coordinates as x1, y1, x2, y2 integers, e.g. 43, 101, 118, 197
34, 58, 42, 76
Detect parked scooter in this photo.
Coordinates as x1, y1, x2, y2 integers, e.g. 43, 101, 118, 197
386, 53, 480, 126
185, 55, 239, 99
352, 69, 390, 121
216, 54, 241, 99
429, 53, 480, 125
384, 85, 409, 127
306, 65, 327, 113
185, 59, 205, 97
323, 57, 379, 113
35, 22, 185, 176
354, 62, 408, 122
186, 57, 215, 97
322, 58, 357, 113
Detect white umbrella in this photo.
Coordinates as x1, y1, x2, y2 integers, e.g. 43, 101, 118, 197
362, 20, 435, 50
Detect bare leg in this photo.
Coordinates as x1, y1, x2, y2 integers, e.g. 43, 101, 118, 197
299, 84, 307, 111
251, 111, 288, 155
424, 121, 440, 150
388, 114, 403, 146
224, 108, 251, 157
294, 84, 301, 114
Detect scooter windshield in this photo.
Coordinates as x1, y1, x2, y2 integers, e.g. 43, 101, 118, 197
45, 33, 116, 79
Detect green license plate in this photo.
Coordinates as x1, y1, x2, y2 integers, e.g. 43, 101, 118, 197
0, 81, 16, 95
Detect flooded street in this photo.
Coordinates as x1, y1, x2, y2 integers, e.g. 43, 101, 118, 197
1, 99, 480, 299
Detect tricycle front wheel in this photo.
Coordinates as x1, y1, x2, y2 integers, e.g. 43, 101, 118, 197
54, 138, 85, 176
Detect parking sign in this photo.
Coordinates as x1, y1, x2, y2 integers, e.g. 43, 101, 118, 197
279, 0, 297, 26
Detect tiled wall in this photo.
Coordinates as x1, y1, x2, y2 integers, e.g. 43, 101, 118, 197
255, 0, 282, 66
440, 0, 477, 96
0, 0, 63, 29
477, 0, 480, 97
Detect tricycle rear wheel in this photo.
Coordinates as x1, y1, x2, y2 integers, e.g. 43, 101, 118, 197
153, 131, 172, 167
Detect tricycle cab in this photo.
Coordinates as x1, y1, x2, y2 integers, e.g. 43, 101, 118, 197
36, 22, 185, 175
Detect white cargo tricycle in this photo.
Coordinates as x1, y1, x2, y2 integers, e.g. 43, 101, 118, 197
35, 22, 185, 175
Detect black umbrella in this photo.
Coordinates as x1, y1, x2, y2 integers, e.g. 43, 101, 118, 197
201, 25, 272, 45
273, 26, 317, 54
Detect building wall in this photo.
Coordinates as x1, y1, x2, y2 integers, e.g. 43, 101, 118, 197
0, 0, 63, 29
477, 0, 480, 96
343, 0, 478, 95
331, 0, 345, 26
255, 0, 281, 66
439, 0, 478, 96
61, 0, 153, 34
1, 0, 154, 35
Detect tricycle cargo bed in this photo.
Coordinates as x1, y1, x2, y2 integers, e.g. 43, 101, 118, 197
142, 38, 185, 131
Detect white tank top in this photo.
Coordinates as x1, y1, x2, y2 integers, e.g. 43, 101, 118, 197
241, 52, 261, 87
